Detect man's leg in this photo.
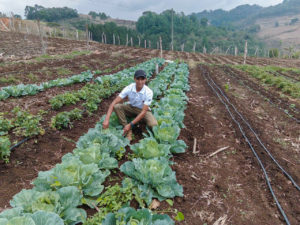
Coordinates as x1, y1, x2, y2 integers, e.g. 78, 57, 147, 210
113, 104, 138, 126
143, 111, 158, 128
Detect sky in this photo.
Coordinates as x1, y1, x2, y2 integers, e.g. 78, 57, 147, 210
0, 0, 283, 21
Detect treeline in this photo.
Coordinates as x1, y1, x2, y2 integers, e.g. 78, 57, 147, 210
87, 9, 264, 56
25, 5, 78, 22
135, 10, 264, 55
88, 11, 109, 20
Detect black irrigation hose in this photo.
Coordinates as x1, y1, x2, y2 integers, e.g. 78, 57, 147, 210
10, 137, 31, 151
201, 66, 291, 225
207, 68, 300, 192
223, 66, 300, 123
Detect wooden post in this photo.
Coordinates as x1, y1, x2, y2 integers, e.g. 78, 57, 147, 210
149, 40, 151, 48
85, 24, 89, 48
138, 36, 141, 47
113, 34, 115, 45
159, 36, 162, 58
117, 35, 120, 45
193, 41, 196, 52
101, 32, 104, 43
181, 43, 184, 52
234, 46, 238, 56
203, 46, 207, 54
76, 30, 79, 40
126, 34, 128, 46
144, 40, 147, 48
225, 46, 230, 55
254, 47, 259, 57
104, 33, 107, 44
243, 40, 248, 64
37, 20, 46, 54
130, 37, 133, 47
157, 41, 159, 49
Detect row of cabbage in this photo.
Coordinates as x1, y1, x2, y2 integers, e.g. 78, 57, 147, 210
0, 71, 94, 100
0, 61, 190, 225
0, 59, 172, 225
86, 62, 190, 224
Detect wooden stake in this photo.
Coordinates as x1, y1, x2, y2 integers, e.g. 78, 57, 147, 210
243, 40, 248, 64
144, 40, 147, 48
130, 37, 133, 47
113, 33, 115, 45
159, 36, 162, 58
193, 41, 196, 52
85, 24, 89, 48
234, 46, 238, 56
203, 45, 207, 54
193, 138, 199, 154
209, 146, 229, 158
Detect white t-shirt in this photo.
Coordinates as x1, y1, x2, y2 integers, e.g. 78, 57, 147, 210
119, 83, 153, 109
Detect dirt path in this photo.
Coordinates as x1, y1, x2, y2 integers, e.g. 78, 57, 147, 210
171, 61, 299, 224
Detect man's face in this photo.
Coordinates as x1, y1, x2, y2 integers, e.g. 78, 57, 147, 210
134, 77, 147, 90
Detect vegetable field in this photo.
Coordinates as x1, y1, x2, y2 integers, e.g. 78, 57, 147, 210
0, 31, 299, 225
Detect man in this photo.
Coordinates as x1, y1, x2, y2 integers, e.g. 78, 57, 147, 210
102, 69, 158, 140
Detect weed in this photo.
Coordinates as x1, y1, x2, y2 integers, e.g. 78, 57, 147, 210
57, 67, 72, 76
224, 83, 230, 92
27, 73, 38, 82
80, 64, 89, 70
0, 75, 18, 84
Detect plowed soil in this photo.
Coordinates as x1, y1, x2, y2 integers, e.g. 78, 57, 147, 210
0, 31, 299, 225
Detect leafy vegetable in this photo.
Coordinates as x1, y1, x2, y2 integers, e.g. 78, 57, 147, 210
120, 158, 183, 202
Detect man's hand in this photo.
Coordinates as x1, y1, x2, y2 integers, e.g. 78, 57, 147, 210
123, 124, 131, 136
102, 119, 109, 129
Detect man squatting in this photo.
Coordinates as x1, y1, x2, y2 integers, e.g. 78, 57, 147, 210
102, 69, 157, 140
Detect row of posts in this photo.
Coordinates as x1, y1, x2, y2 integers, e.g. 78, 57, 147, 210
4, 16, 253, 61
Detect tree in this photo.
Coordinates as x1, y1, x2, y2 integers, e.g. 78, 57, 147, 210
88, 11, 97, 19
269, 48, 279, 58
200, 18, 208, 27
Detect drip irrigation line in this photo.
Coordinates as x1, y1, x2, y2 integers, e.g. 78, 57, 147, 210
201, 66, 291, 225
222, 66, 300, 123
207, 67, 300, 191
10, 137, 30, 151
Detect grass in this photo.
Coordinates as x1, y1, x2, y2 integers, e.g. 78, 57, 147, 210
56, 67, 72, 76
233, 64, 300, 99
80, 64, 89, 70
0, 75, 19, 84
27, 73, 38, 82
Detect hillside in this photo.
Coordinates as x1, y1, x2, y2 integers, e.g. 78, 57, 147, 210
255, 13, 300, 49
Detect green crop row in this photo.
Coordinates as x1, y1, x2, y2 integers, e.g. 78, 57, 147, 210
233, 64, 300, 98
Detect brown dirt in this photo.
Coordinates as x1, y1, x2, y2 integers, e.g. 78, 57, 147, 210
0, 31, 299, 225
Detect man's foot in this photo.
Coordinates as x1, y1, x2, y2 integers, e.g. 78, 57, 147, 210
126, 130, 133, 141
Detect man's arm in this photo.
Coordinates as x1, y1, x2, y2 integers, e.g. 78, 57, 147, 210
123, 104, 149, 135
102, 96, 123, 129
